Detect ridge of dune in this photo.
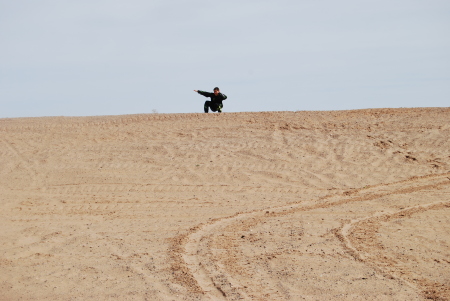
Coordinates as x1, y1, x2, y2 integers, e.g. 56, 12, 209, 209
1, 108, 449, 300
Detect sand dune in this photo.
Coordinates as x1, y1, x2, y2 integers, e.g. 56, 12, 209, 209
1, 108, 449, 300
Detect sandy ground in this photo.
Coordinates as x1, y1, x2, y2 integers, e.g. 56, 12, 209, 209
0, 108, 449, 301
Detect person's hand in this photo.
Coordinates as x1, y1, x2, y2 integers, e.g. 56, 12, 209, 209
194, 90, 198, 92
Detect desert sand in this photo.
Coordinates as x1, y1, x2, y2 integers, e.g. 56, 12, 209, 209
0, 108, 449, 300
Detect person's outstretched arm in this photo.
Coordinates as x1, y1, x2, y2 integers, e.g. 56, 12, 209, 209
194, 90, 212, 97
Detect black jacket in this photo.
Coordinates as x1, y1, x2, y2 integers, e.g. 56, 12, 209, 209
197, 90, 227, 105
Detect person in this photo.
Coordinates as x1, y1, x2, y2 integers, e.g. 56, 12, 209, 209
194, 87, 227, 113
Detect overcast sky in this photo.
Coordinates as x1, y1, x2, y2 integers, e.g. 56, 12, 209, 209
1, 0, 449, 118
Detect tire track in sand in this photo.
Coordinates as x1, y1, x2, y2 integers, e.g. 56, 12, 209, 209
1, 137, 39, 189
339, 200, 450, 300
176, 172, 450, 300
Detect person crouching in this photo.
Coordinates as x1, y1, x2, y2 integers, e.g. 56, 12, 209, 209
194, 87, 227, 113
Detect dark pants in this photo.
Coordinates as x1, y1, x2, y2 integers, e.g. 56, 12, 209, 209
204, 101, 223, 113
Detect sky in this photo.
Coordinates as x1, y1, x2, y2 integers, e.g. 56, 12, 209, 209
1, 0, 449, 118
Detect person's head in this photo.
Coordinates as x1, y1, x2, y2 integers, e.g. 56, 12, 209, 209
213, 87, 220, 96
